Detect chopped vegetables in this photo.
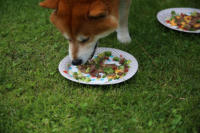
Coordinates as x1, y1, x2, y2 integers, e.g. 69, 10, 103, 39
104, 51, 112, 56
70, 51, 131, 82
113, 56, 120, 61
72, 71, 91, 82
166, 11, 200, 31
103, 67, 114, 74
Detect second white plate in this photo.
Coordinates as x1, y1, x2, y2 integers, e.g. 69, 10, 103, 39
157, 8, 200, 33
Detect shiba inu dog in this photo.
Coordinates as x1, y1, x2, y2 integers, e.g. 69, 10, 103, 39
39, 0, 132, 65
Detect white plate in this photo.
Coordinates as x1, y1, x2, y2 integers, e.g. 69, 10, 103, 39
58, 47, 138, 85
157, 8, 200, 33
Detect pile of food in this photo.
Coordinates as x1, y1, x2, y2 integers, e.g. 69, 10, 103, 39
166, 11, 200, 31
72, 51, 130, 82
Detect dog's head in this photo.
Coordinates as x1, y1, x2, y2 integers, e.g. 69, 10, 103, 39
39, 0, 119, 65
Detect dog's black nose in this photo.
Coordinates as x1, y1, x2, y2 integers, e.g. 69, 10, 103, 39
72, 59, 82, 65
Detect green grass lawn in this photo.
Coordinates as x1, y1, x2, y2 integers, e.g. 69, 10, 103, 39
0, 0, 200, 132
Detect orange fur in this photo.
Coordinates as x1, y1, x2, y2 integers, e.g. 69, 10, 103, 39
88, 1, 108, 18
40, 0, 119, 61
39, 0, 59, 9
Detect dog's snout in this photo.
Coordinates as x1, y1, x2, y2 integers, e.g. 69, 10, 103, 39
72, 59, 82, 65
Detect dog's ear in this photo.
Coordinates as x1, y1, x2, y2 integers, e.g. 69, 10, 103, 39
39, 0, 59, 9
88, 1, 108, 19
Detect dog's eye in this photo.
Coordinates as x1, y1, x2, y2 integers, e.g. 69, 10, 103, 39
80, 37, 90, 43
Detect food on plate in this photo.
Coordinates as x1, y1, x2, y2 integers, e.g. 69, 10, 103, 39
71, 51, 131, 82
166, 11, 200, 31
